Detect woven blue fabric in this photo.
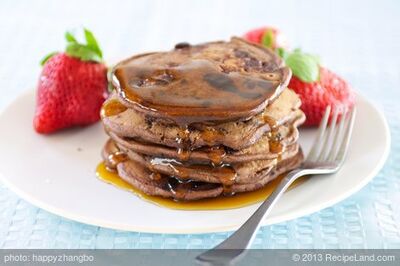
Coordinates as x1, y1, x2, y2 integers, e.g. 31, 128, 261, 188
0, 0, 399, 249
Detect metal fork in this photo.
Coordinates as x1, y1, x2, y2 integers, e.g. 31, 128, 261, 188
196, 106, 356, 265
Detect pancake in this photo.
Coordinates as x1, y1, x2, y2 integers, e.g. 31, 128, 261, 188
113, 149, 303, 201
107, 112, 305, 164
111, 37, 291, 125
102, 88, 302, 150
103, 138, 300, 185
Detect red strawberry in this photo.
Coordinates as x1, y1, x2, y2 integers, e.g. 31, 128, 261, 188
289, 67, 355, 126
34, 28, 108, 134
243, 27, 355, 126
243, 26, 287, 50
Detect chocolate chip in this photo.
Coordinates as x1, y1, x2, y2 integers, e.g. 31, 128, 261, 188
244, 57, 262, 69
262, 61, 277, 72
175, 42, 191, 49
234, 50, 250, 58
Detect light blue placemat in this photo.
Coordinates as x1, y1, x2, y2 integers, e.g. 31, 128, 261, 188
0, 0, 399, 249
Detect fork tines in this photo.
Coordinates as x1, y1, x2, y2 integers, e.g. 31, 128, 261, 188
307, 106, 356, 165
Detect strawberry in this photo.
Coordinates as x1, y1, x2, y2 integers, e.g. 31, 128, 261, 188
34, 28, 108, 134
245, 26, 355, 126
243, 26, 287, 50
288, 66, 355, 126
282, 49, 355, 126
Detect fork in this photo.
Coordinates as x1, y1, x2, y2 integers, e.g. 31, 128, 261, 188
196, 106, 356, 265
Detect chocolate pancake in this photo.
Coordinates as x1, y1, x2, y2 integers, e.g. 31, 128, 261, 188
102, 89, 302, 150
113, 149, 303, 201
108, 112, 304, 165
111, 37, 291, 125
103, 138, 300, 185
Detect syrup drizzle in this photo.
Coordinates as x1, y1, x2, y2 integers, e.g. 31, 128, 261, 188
105, 151, 128, 170
176, 127, 191, 161
207, 146, 227, 166
101, 99, 127, 117
263, 115, 284, 159
96, 162, 307, 210
200, 128, 224, 145
149, 157, 237, 188
105, 140, 234, 200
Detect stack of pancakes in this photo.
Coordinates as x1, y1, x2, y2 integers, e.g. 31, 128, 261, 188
101, 37, 305, 201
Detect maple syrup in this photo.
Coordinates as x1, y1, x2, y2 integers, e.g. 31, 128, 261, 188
100, 98, 127, 117
207, 146, 226, 166
96, 162, 306, 210
177, 148, 191, 161
263, 115, 279, 130
201, 128, 224, 145
176, 127, 191, 161
263, 115, 284, 157
105, 151, 128, 170
150, 157, 237, 186
268, 131, 284, 154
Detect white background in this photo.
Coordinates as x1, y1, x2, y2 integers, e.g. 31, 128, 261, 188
1, 0, 399, 109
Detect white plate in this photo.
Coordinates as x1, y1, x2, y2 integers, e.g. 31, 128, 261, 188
0, 90, 390, 234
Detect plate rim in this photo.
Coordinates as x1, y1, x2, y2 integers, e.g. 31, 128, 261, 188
0, 90, 391, 234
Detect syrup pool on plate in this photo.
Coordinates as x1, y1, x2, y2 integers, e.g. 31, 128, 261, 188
96, 162, 307, 210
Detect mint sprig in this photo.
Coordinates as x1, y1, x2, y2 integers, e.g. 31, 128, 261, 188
275, 48, 320, 83
285, 50, 320, 82
65, 28, 103, 62
276, 47, 288, 59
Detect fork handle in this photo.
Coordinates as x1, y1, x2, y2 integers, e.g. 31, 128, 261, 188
196, 168, 311, 264
216, 168, 307, 249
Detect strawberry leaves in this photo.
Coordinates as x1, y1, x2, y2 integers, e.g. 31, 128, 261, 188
83, 29, 103, 59
65, 31, 77, 43
65, 28, 103, 62
40, 52, 59, 66
261, 29, 274, 48
66, 43, 102, 62
40, 28, 103, 66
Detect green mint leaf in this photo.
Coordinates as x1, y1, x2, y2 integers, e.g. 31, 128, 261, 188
285, 51, 320, 82
261, 29, 274, 48
65, 31, 77, 43
40, 51, 58, 66
84, 28, 102, 59
66, 43, 102, 62
277, 47, 288, 59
